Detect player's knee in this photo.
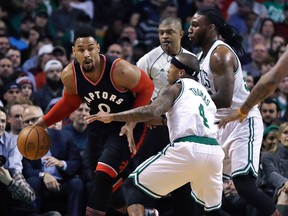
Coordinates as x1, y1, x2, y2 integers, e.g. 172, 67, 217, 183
95, 163, 118, 178
93, 170, 114, 187
123, 178, 155, 207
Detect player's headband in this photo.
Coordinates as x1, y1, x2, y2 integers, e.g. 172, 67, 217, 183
171, 57, 198, 77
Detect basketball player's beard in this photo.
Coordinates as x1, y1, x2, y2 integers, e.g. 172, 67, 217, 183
82, 63, 94, 73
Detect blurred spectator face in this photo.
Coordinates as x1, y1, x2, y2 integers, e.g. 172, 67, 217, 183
71, 103, 90, 126
121, 40, 133, 59
6, 48, 21, 69
260, 59, 275, 75
29, 28, 40, 47
262, 130, 278, 152
251, 33, 266, 47
245, 74, 254, 91
0, 20, 7, 35
280, 125, 288, 148
245, 12, 257, 30
0, 36, 10, 56
278, 77, 288, 95
20, 18, 35, 36
121, 26, 137, 44
35, 13, 48, 28
21, 83, 33, 99
0, 58, 13, 78
0, 109, 6, 137
271, 35, 285, 53
8, 104, 24, 134
3, 87, 22, 105
106, 44, 123, 58
161, 4, 178, 19
260, 102, 278, 125
260, 19, 274, 37
40, 53, 53, 71
52, 46, 69, 66
251, 43, 268, 63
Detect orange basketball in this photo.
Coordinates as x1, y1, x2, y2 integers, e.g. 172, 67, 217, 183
17, 126, 51, 160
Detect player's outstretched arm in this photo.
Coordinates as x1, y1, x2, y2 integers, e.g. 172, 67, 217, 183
219, 45, 288, 128
36, 64, 81, 128
85, 84, 179, 124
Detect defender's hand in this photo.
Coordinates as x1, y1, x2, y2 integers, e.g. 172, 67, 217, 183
219, 109, 246, 128
84, 111, 113, 124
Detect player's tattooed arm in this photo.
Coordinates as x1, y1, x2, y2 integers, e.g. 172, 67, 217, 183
85, 84, 179, 124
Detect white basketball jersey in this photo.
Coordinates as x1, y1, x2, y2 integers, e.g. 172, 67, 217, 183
197, 40, 259, 120
137, 46, 194, 99
166, 78, 218, 142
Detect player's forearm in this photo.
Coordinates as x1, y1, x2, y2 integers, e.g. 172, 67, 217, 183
111, 105, 156, 123
240, 75, 278, 114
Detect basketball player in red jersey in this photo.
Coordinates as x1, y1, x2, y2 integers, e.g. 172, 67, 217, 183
34, 25, 154, 216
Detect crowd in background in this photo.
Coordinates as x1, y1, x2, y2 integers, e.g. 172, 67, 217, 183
1, 0, 288, 215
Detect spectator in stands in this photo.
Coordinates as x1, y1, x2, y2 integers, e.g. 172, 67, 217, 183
22, 43, 54, 89
62, 102, 90, 157
6, 46, 36, 89
105, 43, 123, 58
269, 34, 286, 60
52, 46, 69, 68
260, 55, 276, 77
2, 82, 22, 107
244, 74, 255, 91
120, 25, 139, 46
0, 34, 10, 59
119, 37, 134, 63
243, 43, 269, 81
35, 59, 63, 111
22, 105, 84, 216
261, 122, 288, 215
260, 97, 281, 129
16, 76, 35, 104
50, 0, 84, 45
7, 103, 24, 135
0, 106, 36, 215
262, 125, 280, 153
259, 18, 276, 49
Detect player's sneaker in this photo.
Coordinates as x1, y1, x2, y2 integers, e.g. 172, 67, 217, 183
144, 208, 159, 216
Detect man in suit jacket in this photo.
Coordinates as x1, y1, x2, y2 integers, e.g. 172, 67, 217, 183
21, 105, 84, 216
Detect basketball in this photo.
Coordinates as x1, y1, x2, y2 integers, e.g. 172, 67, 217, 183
17, 126, 51, 160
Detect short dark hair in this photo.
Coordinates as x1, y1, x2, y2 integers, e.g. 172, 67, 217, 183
73, 25, 97, 43
260, 97, 280, 112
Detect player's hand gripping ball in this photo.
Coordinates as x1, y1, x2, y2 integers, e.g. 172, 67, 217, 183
17, 126, 50, 160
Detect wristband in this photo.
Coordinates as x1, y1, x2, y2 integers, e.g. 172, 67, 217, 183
237, 108, 247, 118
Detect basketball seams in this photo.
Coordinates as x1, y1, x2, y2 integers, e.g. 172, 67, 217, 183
17, 126, 50, 160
